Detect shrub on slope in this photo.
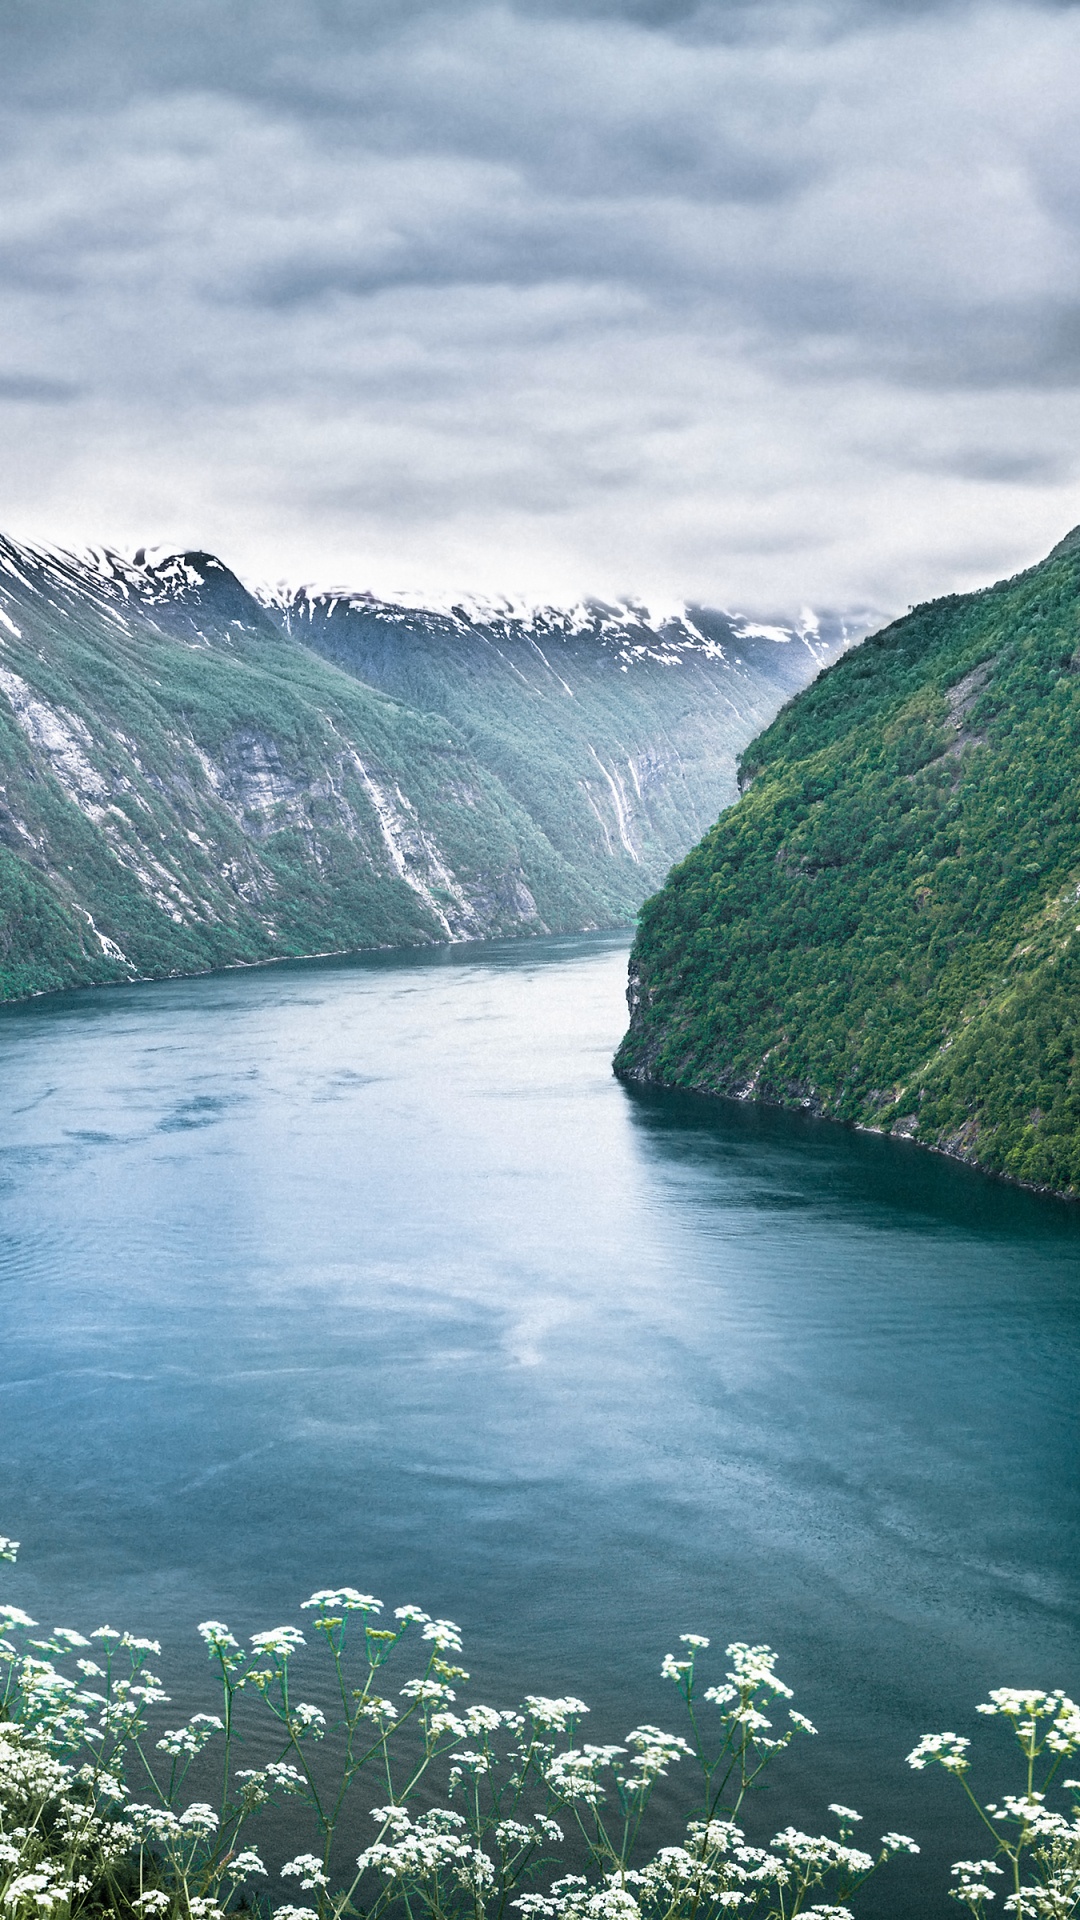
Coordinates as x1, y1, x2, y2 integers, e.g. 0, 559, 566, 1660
615, 529, 1080, 1196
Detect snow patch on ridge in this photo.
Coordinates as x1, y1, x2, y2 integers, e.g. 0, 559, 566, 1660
261, 580, 876, 673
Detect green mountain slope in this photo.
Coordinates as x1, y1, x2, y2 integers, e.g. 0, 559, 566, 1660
615, 527, 1080, 1198
0, 539, 855, 1002
267, 588, 856, 924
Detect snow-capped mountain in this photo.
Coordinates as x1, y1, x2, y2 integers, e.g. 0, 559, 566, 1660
0, 535, 873, 1000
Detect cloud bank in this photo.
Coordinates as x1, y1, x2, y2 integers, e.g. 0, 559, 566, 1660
2, 0, 1080, 609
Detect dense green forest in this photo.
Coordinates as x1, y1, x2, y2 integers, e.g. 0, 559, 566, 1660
0, 538, 848, 1001
615, 526, 1080, 1197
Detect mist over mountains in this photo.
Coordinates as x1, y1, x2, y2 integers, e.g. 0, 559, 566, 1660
0, 535, 866, 1001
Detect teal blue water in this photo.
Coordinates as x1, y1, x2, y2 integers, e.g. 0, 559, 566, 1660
1, 930, 1078, 1915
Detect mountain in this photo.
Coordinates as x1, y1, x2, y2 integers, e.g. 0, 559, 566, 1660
262, 583, 860, 902
615, 526, 1080, 1198
0, 537, 861, 1002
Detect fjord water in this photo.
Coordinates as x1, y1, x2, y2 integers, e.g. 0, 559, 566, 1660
1, 930, 1078, 1915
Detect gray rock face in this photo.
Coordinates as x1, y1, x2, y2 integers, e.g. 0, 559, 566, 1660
0, 536, 870, 1000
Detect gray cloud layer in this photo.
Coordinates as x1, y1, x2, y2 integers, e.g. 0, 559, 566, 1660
2, 0, 1080, 608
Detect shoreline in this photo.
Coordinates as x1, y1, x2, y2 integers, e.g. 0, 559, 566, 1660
0, 918, 635, 1013
614, 1059, 1080, 1205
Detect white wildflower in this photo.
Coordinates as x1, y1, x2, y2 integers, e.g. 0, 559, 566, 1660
524, 1695, 589, 1731
250, 1625, 305, 1658
400, 1677, 456, 1704
497, 1822, 534, 1849
547, 1746, 624, 1804
908, 1732, 971, 1772
281, 1855, 330, 1892
730, 1706, 772, 1731
178, 1803, 219, 1834
772, 1829, 874, 1875
977, 1690, 1053, 1718
3, 1868, 74, 1913
464, 1704, 503, 1734
725, 1643, 794, 1700
620, 1727, 692, 1784
422, 1618, 463, 1652
197, 1621, 239, 1650
455, 1847, 496, 1893
235, 1761, 306, 1804
356, 1805, 470, 1881
157, 1714, 223, 1757
227, 1852, 267, 1880
355, 1696, 399, 1724
266, 1761, 307, 1789
302, 1587, 382, 1613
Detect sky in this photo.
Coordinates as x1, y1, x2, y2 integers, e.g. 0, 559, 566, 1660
3, 0, 1080, 613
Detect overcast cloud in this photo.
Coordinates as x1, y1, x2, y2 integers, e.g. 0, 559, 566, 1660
2, 0, 1080, 610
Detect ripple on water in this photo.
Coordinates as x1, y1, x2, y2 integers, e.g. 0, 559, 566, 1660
0, 933, 1077, 1919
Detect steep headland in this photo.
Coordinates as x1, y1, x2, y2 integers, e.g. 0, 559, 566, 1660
0, 538, 859, 1001
615, 527, 1080, 1198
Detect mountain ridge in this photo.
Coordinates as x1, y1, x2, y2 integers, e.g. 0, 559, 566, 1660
0, 534, 863, 1002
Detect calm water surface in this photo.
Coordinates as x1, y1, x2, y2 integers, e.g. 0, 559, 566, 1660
1, 931, 1078, 1915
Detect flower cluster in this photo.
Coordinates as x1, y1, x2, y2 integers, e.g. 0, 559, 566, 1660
912, 1687, 1080, 1915
17, 1527, 1078, 1920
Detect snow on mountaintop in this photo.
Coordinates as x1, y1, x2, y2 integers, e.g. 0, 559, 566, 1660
0, 534, 876, 671
260, 578, 875, 672
0, 536, 231, 619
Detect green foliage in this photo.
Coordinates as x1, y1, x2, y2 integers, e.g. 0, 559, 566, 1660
0, 545, 833, 1003
615, 532, 1080, 1196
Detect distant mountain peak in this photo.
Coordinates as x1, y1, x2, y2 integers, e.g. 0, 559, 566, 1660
261, 578, 877, 674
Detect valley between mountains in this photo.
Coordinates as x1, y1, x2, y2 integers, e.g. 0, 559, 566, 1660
0, 537, 860, 1001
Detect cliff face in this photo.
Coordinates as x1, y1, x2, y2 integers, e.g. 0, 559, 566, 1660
0, 539, 857, 1001
615, 529, 1080, 1199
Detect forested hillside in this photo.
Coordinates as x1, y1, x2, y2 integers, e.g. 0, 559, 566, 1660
615, 526, 1080, 1197
0, 538, 855, 1001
